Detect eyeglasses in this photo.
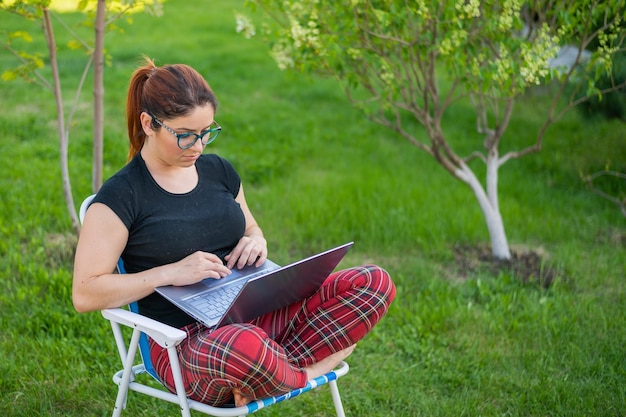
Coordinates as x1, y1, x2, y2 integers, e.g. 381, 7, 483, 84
151, 115, 221, 149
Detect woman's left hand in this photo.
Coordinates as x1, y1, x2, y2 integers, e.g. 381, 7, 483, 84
225, 235, 268, 270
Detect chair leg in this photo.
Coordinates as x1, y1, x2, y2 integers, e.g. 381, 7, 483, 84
329, 379, 346, 417
112, 329, 142, 417
166, 345, 193, 417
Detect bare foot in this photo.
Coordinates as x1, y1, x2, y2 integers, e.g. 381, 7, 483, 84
303, 344, 356, 381
232, 388, 251, 407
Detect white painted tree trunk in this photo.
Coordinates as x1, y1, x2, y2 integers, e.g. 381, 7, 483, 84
455, 154, 511, 260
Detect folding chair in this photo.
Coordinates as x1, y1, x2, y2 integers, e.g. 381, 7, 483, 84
79, 195, 350, 417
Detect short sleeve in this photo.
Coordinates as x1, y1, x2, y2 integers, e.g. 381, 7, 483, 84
92, 165, 140, 231
211, 155, 241, 197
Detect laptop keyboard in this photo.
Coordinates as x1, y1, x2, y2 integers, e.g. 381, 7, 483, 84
188, 281, 245, 320
186, 265, 281, 323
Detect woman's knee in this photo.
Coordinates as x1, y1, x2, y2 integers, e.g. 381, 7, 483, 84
370, 264, 396, 300
336, 264, 396, 297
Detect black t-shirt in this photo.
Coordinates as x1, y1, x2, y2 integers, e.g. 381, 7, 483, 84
93, 153, 245, 328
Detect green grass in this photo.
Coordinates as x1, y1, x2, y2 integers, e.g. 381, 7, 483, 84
1, 1, 625, 416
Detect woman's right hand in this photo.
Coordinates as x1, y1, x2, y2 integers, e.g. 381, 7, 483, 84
168, 251, 231, 286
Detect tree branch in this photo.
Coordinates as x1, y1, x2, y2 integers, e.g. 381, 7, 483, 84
1, 44, 52, 90
42, 8, 80, 234
463, 150, 487, 164
583, 170, 626, 218
50, 10, 91, 51
67, 54, 94, 138
491, 97, 515, 152
105, 4, 135, 26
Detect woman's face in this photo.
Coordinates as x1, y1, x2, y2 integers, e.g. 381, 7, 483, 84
141, 104, 216, 168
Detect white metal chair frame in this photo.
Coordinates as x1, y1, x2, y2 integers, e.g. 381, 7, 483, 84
79, 195, 350, 417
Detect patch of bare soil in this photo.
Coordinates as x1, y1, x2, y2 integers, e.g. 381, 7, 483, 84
452, 244, 562, 288
43, 232, 77, 267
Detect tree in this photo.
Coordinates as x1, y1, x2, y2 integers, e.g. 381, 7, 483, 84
241, 0, 626, 259
1, 0, 161, 233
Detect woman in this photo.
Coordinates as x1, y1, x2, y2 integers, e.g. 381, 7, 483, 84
73, 57, 396, 407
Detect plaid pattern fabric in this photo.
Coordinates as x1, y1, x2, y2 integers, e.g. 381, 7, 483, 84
150, 264, 395, 406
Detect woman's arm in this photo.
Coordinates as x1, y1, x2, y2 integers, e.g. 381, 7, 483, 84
224, 184, 268, 270
72, 202, 230, 313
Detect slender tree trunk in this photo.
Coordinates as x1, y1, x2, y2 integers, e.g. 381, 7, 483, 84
92, 0, 106, 192
42, 8, 80, 234
456, 159, 511, 260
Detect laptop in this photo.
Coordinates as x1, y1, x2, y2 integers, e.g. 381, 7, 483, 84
155, 242, 354, 330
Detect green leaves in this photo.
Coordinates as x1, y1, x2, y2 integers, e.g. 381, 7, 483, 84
1, 50, 45, 83
0, 0, 48, 19
0, 0, 166, 92
6, 30, 33, 43
248, 0, 625, 103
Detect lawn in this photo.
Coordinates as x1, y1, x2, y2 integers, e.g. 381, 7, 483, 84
0, 1, 625, 416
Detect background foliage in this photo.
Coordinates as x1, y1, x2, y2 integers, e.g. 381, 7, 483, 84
245, 0, 626, 260
0, 1, 625, 416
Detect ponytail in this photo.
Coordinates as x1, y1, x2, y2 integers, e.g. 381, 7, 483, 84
126, 57, 156, 161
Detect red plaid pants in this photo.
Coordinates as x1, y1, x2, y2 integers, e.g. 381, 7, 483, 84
150, 264, 396, 406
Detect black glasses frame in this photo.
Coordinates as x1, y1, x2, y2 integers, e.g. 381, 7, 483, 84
151, 115, 221, 149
